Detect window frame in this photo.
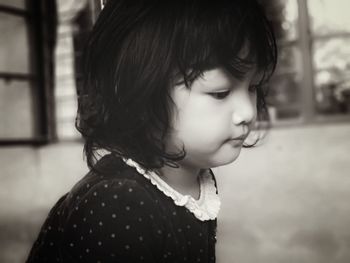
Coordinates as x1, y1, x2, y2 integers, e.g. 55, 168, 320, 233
0, 1, 56, 145
272, 0, 350, 127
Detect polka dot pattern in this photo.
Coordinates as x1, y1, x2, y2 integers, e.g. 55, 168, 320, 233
26, 155, 217, 263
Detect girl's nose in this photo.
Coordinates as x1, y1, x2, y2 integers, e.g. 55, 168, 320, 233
231, 89, 256, 126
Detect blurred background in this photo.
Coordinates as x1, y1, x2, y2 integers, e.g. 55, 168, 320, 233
0, 0, 349, 262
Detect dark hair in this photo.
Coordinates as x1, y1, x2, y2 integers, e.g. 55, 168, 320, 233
76, 0, 277, 171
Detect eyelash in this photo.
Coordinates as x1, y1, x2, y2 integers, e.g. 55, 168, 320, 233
208, 91, 231, 100
208, 85, 259, 100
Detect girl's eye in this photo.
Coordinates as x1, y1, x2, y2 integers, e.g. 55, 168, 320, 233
208, 90, 230, 100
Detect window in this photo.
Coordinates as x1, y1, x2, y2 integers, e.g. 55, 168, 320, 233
54, 0, 108, 140
0, 0, 56, 144
264, 0, 350, 124
54, 0, 95, 140
309, 0, 350, 117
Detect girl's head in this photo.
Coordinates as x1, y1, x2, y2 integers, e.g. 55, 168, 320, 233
76, 0, 277, 170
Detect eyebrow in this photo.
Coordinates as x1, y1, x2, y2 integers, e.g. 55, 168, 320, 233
197, 77, 236, 92
203, 70, 265, 91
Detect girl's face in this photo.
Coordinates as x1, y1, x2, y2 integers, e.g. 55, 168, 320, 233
167, 67, 259, 169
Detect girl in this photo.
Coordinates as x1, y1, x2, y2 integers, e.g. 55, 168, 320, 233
26, 0, 277, 262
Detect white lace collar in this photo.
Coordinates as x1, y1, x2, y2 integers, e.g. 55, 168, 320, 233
122, 158, 221, 221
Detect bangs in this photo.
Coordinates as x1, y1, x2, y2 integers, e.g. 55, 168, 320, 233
172, 1, 277, 87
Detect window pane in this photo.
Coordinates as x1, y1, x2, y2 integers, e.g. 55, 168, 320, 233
0, 13, 30, 73
308, 0, 350, 36
313, 38, 350, 115
267, 46, 303, 120
267, 73, 302, 120
0, 0, 26, 9
313, 38, 350, 71
0, 79, 35, 138
261, 0, 299, 41
276, 45, 302, 73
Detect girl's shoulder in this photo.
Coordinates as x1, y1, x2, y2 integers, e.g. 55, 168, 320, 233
40, 155, 167, 262
67, 154, 158, 208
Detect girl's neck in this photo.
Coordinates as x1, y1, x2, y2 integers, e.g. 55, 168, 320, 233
158, 163, 202, 200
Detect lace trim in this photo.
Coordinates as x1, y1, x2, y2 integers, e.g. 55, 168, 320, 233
123, 158, 221, 221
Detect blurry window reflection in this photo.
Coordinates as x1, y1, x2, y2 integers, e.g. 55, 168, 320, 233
0, 2, 34, 140
309, 0, 350, 116
54, 0, 93, 140
268, 73, 302, 120
267, 47, 303, 120
263, 0, 350, 123
314, 38, 350, 114
308, 0, 350, 37
0, 1, 56, 143
0, 79, 35, 138
265, 0, 299, 42
0, 13, 30, 73
261, 0, 302, 122
0, 0, 25, 9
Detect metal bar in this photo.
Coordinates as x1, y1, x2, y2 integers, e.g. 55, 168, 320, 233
313, 32, 350, 40
297, 0, 316, 122
0, 138, 49, 146
0, 5, 30, 16
0, 73, 36, 81
30, 0, 56, 141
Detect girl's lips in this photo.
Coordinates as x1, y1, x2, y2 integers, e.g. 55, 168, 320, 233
225, 136, 245, 146
223, 134, 248, 145
226, 138, 244, 147
231, 134, 248, 141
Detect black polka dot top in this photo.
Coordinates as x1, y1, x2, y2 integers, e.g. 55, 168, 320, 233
26, 154, 218, 263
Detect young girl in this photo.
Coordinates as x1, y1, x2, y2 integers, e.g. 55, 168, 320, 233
26, 0, 277, 262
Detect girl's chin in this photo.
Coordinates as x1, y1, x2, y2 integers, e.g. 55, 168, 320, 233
222, 144, 244, 161
183, 144, 243, 168
217, 156, 240, 167
208, 149, 242, 168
